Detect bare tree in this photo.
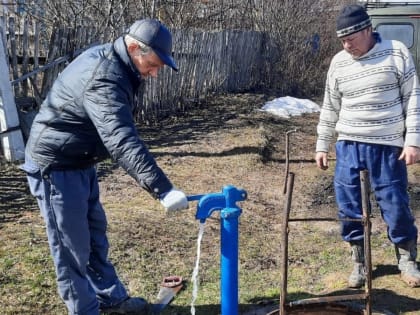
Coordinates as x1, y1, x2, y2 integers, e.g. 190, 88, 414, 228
24, 0, 132, 40
250, 0, 353, 96
15, 0, 355, 98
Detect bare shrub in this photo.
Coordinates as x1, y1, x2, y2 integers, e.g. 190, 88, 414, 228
16, 0, 355, 99
253, 0, 354, 97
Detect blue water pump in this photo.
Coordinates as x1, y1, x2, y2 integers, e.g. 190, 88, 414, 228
188, 185, 247, 315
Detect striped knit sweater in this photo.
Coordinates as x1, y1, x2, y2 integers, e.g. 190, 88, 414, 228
316, 36, 420, 153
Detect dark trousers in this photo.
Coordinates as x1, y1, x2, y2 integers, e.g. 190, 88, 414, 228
21, 158, 127, 315
334, 141, 418, 244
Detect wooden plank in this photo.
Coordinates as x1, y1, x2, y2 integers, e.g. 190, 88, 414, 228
40, 26, 60, 98
0, 16, 7, 62
0, 34, 25, 161
49, 27, 66, 85
9, 16, 19, 96
34, 16, 40, 72
32, 20, 42, 106
172, 29, 184, 107
21, 18, 29, 96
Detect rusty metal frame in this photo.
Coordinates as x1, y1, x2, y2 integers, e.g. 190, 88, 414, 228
277, 170, 373, 315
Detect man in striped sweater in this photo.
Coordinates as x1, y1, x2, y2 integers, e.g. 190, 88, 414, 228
315, 4, 420, 288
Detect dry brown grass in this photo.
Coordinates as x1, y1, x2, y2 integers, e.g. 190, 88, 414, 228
1, 93, 420, 314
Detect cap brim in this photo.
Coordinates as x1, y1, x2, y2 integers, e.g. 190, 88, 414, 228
154, 49, 178, 72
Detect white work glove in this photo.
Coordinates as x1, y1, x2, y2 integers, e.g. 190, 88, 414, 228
160, 188, 189, 211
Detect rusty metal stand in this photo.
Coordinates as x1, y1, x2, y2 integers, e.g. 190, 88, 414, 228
277, 170, 373, 315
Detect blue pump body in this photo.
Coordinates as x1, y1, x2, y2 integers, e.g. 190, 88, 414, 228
188, 185, 247, 315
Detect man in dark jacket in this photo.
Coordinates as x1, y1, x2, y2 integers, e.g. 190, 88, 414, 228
20, 19, 188, 315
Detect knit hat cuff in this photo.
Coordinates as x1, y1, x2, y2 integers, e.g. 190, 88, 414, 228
337, 18, 371, 38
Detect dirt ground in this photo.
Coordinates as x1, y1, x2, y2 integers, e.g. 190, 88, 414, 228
1, 92, 420, 315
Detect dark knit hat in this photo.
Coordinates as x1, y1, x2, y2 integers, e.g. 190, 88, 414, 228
127, 19, 178, 71
336, 4, 371, 38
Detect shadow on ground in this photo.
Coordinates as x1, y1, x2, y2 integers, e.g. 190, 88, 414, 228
154, 286, 420, 315
243, 287, 419, 315
0, 161, 38, 224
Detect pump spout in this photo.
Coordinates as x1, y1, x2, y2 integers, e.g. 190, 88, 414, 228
189, 185, 247, 223
187, 185, 247, 315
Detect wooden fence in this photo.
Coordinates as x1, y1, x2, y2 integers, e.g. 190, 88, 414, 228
0, 14, 266, 160
139, 29, 265, 120
2, 14, 265, 116
1, 15, 114, 105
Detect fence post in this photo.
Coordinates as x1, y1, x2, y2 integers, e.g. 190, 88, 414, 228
0, 34, 25, 162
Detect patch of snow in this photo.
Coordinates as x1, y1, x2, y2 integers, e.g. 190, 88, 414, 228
260, 96, 320, 118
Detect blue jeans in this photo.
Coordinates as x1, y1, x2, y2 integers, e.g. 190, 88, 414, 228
21, 158, 128, 315
334, 141, 418, 244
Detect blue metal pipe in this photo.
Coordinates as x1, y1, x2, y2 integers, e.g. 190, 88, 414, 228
221, 206, 240, 315
188, 185, 247, 315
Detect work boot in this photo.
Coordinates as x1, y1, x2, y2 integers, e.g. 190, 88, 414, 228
348, 240, 366, 288
395, 240, 420, 288
100, 297, 150, 314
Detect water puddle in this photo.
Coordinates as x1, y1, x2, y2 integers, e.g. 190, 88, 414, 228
190, 222, 205, 315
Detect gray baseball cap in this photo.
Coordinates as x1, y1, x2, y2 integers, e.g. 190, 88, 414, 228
127, 19, 178, 71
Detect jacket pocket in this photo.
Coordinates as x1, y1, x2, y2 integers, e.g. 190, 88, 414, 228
19, 158, 43, 199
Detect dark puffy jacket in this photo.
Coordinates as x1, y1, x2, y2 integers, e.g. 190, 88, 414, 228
25, 36, 173, 198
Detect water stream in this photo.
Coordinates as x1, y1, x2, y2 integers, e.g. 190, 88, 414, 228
190, 222, 206, 315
